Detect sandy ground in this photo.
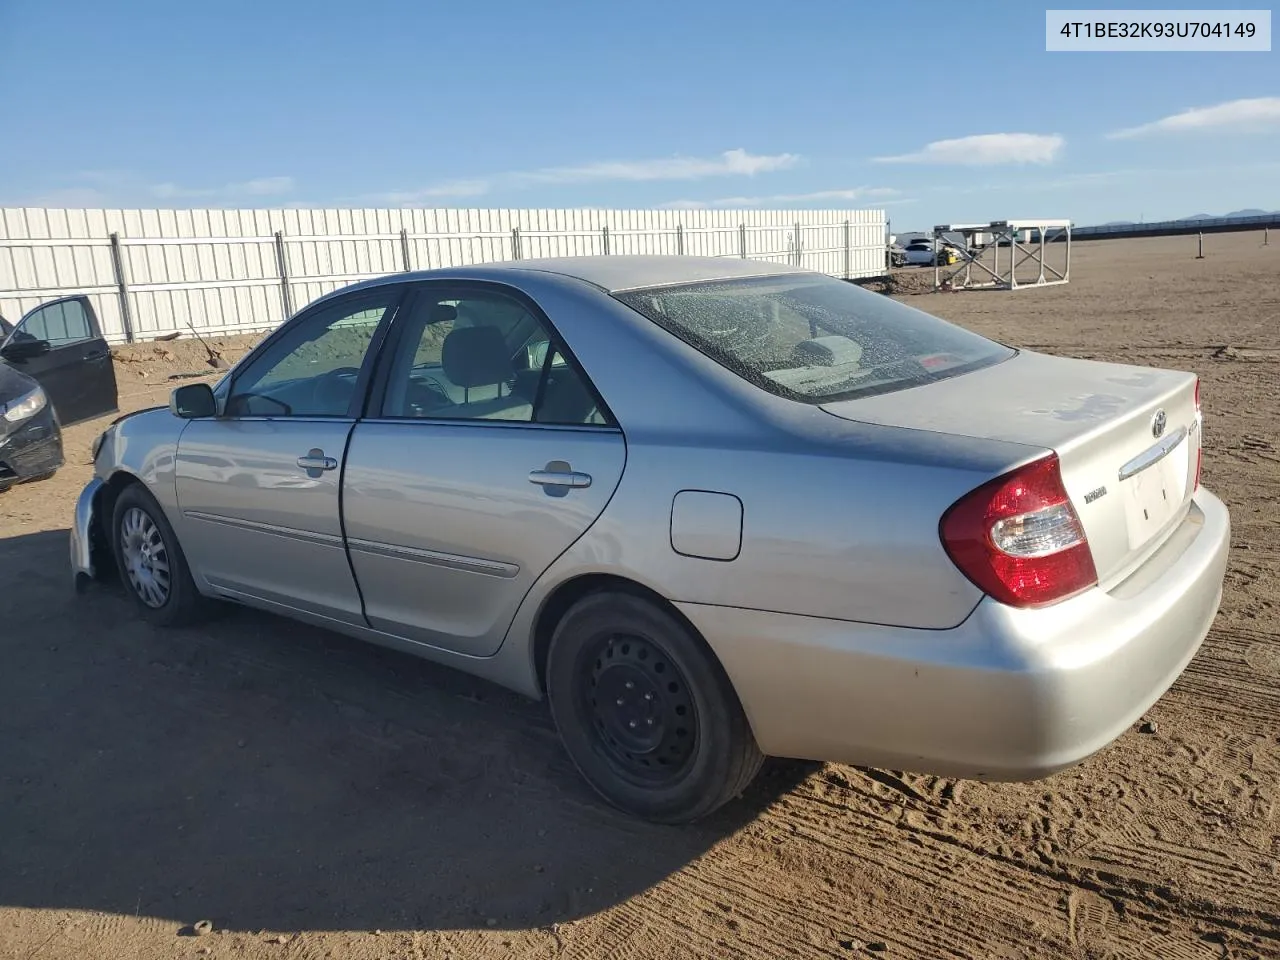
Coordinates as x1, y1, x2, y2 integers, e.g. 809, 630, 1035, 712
1, 232, 1277, 960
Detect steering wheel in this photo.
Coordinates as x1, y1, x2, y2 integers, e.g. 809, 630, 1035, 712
312, 366, 361, 414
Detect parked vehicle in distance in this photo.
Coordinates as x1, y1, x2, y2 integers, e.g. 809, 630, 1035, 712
903, 239, 960, 266
1, 296, 119, 490
70, 256, 1230, 823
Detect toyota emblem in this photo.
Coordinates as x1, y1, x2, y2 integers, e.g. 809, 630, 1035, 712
1151, 408, 1167, 438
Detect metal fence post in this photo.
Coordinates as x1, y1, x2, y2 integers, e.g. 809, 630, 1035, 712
399, 228, 412, 271
794, 222, 802, 266
843, 219, 851, 279
739, 223, 747, 258
602, 224, 610, 255
108, 232, 136, 343
1196, 232, 1205, 260
511, 227, 522, 260
274, 230, 294, 318
676, 223, 684, 256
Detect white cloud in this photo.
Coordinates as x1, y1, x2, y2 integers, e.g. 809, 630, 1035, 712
7, 173, 297, 208
238, 176, 296, 196
14, 187, 112, 207
150, 176, 296, 200
364, 180, 492, 204
713, 186, 899, 206
873, 133, 1064, 165
515, 148, 800, 185
1108, 97, 1280, 139
377, 149, 802, 205
660, 186, 900, 209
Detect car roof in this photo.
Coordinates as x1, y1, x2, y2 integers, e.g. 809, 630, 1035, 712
336, 255, 811, 303
499, 255, 809, 292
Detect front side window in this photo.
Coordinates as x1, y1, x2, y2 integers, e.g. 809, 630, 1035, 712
12, 298, 94, 346
380, 288, 609, 426
614, 273, 1014, 403
225, 288, 400, 417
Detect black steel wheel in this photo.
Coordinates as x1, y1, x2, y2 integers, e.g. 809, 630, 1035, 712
546, 590, 764, 823
584, 633, 699, 784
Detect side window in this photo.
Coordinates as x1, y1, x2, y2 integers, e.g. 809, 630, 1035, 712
225, 289, 400, 418
533, 345, 609, 426
14, 299, 94, 346
380, 289, 610, 426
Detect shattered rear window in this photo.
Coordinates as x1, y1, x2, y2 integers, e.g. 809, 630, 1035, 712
614, 273, 1014, 403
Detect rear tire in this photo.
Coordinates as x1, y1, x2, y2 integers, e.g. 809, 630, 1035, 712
111, 483, 210, 627
546, 590, 764, 824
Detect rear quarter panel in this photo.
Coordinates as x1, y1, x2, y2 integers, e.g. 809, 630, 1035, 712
518, 417, 1043, 631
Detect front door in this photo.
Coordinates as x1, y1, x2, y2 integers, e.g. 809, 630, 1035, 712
173, 285, 406, 623
342, 283, 626, 656
0, 296, 118, 425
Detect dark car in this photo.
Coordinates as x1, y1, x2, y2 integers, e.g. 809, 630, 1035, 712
0, 296, 119, 491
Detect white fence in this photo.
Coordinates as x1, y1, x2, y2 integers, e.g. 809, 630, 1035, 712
0, 207, 889, 344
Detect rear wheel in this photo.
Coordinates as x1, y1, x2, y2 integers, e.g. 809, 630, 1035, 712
111, 483, 210, 627
546, 590, 764, 824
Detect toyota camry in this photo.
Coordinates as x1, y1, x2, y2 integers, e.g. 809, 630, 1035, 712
70, 256, 1230, 823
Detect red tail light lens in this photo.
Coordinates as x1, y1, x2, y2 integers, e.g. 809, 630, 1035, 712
940, 453, 1098, 608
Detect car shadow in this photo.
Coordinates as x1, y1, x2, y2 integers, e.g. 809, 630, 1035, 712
0, 529, 819, 934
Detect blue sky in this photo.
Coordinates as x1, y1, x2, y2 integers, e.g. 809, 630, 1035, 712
1, 0, 1276, 228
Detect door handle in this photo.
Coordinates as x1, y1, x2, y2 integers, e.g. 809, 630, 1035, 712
529, 466, 592, 489
297, 450, 338, 472
83, 349, 110, 361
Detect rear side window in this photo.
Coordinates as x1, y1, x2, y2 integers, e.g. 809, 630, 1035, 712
614, 273, 1014, 403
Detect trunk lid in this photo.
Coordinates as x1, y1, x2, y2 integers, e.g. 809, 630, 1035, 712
821, 350, 1201, 588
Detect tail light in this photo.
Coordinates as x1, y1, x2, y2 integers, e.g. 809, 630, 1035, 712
1193, 377, 1203, 490
940, 453, 1098, 608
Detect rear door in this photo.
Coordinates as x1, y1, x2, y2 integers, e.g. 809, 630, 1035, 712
342, 282, 625, 657
0, 296, 118, 425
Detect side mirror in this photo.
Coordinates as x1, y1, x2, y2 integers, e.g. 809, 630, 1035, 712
1, 338, 51, 361
170, 383, 217, 419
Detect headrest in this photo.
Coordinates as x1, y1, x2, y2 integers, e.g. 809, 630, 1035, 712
429, 303, 458, 324
791, 336, 862, 367
441, 325, 513, 388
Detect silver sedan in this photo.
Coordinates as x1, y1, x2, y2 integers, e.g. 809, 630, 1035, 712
71, 256, 1230, 823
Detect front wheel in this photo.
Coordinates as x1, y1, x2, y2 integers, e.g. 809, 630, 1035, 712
111, 483, 210, 627
546, 591, 764, 824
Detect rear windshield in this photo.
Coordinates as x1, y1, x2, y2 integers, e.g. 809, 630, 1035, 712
614, 273, 1014, 403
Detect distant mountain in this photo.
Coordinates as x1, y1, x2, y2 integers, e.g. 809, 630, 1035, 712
1102, 220, 1135, 226
1179, 209, 1278, 221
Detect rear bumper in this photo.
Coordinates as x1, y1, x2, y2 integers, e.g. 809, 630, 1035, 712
679, 487, 1230, 780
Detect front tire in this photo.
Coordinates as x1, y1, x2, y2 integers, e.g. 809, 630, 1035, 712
111, 483, 209, 627
546, 590, 764, 824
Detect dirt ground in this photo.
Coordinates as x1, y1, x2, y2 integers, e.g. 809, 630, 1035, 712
1, 232, 1277, 960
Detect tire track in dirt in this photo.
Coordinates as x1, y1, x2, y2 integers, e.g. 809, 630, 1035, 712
789, 781, 1280, 953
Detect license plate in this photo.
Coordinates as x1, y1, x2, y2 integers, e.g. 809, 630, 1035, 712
1122, 438, 1190, 549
